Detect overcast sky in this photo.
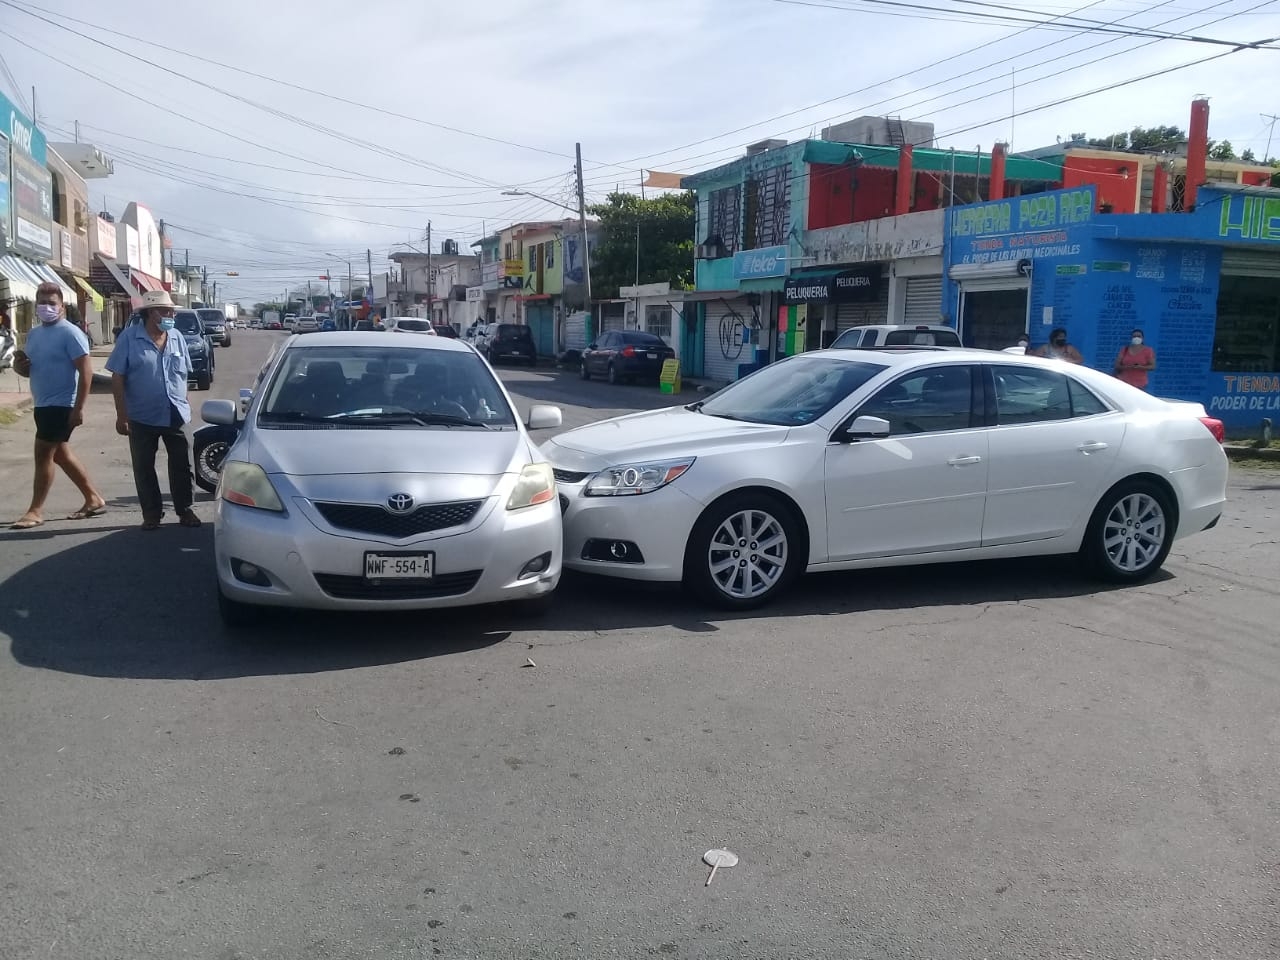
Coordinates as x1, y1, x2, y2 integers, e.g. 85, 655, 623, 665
3, 0, 1277, 304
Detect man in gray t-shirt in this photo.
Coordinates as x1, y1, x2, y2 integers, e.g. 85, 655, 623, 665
11, 282, 106, 530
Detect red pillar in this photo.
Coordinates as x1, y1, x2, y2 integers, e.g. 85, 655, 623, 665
989, 143, 1007, 201
895, 144, 914, 216
1151, 162, 1168, 213
1185, 98, 1209, 211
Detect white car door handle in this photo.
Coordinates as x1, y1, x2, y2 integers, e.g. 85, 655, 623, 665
1077, 441, 1109, 453
947, 455, 983, 467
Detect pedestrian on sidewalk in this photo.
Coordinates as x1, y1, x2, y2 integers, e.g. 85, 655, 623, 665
1032, 327, 1085, 365
1114, 329, 1157, 390
10, 282, 107, 530
106, 289, 201, 531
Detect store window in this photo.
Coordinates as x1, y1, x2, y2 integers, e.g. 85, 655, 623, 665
960, 287, 1028, 350
645, 304, 673, 342
1213, 276, 1280, 373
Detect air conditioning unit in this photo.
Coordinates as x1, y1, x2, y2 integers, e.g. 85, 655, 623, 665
442, 239, 459, 255
695, 236, 727, 260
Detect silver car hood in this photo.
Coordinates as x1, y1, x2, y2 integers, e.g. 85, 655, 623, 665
541, 406, 790, 469
248, 426, 531, 477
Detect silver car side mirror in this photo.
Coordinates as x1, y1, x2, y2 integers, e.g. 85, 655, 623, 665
202, 399, 238, 426
526, 405, 563, 430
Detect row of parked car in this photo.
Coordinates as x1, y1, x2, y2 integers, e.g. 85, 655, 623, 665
197, 329, 1229, 627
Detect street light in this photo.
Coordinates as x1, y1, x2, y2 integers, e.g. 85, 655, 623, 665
502, 188, 592, 338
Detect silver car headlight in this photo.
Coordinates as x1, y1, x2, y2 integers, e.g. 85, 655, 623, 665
584, 458, 695, 497
220, 461, 284, 512
506, 462, 556, 511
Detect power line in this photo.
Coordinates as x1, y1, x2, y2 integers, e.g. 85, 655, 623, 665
774, 0, 1280, 45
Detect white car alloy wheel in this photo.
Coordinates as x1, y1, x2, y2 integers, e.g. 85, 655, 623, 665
1084, 480, 1175, 583
1103, 492, 1166, 573
686, 494, 801, 609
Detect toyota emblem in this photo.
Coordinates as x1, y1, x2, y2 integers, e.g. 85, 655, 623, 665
386, 493, 415, 514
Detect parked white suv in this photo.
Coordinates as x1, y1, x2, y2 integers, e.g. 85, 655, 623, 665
831, 324, 961, 349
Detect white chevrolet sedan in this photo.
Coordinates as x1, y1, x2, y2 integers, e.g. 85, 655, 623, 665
204, 333, 563, 626
542, 349, 1228, 609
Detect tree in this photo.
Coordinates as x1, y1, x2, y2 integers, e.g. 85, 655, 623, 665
586, 191, 695, 299
1086, 125, 1186, 152
1241, 148, 1257, 163
1208, 140, 1236, 161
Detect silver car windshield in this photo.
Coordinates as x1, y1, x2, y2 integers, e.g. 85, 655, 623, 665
259, 346, 516, 428
698, 356, 886, 425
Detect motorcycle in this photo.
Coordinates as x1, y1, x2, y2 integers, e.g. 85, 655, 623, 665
192, 389, 250, 493
0, 327, 15, 373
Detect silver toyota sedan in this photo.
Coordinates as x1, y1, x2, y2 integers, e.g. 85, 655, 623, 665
203, 333, 564, 626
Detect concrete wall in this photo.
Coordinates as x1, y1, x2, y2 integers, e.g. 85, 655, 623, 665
803, 208, 944, 266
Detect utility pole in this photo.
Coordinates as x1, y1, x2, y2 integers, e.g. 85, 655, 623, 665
202, 266, 208, 305
366, 248, 373, 318
426, 221, 432, 323
212, 281, 218, 307
1263, 113, 1279, 164
575, 141, 593, 341
157, 219, 166, 285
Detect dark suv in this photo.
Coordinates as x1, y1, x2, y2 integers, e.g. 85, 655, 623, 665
198, 308, 230, 347
483, 323, 536, 366
174, 310, 215, 390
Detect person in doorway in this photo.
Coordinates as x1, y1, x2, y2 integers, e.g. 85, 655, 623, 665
1114, 329, 1156, 390
10, 282, 107, 530
106, 289, 201, 531
1033, 327, 1084, 364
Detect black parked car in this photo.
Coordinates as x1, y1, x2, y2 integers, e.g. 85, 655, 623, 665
197, 308, 230, 347
483, 323, 537, 366
580, 330, 675, 384
174, 310, 216, 390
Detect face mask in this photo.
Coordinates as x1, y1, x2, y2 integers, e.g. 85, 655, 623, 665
1053, 338, 1066, 347
1131, 336, 1143, 346
1017, 340, 1028, 348
36, 304, 61, 325
159, 318, 176, 332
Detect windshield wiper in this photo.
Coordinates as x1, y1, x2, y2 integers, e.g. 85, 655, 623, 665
702, 411, 754, 422
684, 400, 705, 412
259, 411, 334, 424
329, 411, 493, 429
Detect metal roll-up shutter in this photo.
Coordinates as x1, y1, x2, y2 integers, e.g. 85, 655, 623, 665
563, 312, 587, 351
834, 272, 889, 331
704, 299, 753, 382
903, 276, 943, 324
1222, 250, 1280, 278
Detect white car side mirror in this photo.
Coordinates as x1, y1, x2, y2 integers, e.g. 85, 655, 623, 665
845, 415, 891, 440
202, 399, 238, 426
526, 405, 563, 430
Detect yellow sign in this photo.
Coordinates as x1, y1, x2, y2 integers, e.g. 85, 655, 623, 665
659, 358, 681, 395
502, 259, 525, 277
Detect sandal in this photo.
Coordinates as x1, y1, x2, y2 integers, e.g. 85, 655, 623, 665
67, 502, 107, 521
178, 510, 202, 528
10, 515, 44, 530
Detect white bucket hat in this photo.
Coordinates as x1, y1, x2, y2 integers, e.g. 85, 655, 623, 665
138, 289, 177, 310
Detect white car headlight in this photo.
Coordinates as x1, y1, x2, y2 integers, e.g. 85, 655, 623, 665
507, 462, 556, 510
584, 458, 694, 497
220, 461, 284, 512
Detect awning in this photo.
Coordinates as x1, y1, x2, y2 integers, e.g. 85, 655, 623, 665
784, 264, 883, 304
98, 256, 138, 305
130, 270, 164, 294
0, 255, 41, 302
74, 276, 105, 312
28, 261, 76, 305
682, 289, 744, 302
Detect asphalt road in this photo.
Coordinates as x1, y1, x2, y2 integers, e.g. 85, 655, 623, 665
2, 333, 1279, 960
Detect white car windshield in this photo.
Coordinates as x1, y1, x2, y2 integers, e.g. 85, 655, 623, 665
698, 356, 886, 425
259, 345, 516, 428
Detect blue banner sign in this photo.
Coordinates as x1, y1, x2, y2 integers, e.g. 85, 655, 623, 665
732, 245, 789, 281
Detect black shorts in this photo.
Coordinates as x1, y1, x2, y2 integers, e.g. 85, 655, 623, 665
33, 406, 76, 443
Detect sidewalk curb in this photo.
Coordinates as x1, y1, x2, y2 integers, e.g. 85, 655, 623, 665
1224, 444, 1280, 462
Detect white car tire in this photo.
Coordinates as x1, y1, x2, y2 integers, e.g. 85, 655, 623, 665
1081, 479, 1175, 583
684, 492, 804, 610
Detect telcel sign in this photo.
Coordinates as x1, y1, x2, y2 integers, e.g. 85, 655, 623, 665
732, 244, 789, 281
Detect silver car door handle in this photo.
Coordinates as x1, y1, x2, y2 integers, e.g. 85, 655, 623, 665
1077, 441, 1109, 453
947, 455, 983, 467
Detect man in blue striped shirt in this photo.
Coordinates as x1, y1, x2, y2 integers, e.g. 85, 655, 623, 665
106, 289, 201, 531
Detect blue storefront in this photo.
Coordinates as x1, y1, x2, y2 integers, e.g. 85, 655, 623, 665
943, 183, 1280, 432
